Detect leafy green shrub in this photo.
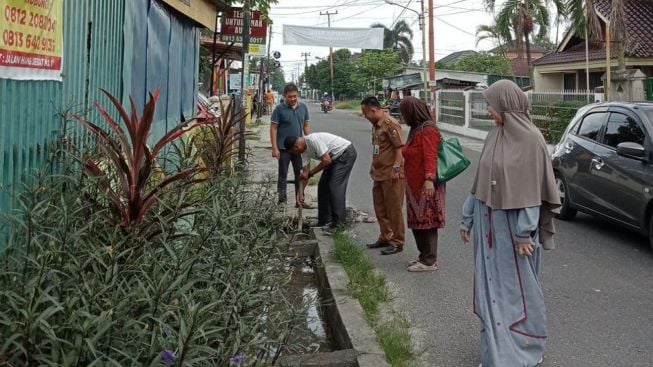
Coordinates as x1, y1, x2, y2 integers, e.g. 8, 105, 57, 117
0, 170, 301, 366
531, 100, 585, 143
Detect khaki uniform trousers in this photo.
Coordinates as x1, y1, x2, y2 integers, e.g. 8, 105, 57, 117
372, 178, 406, 247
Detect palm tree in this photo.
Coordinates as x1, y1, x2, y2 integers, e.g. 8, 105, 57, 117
371, 20, 415, 65
489, 0, 551, 81
476, 23, 507, 56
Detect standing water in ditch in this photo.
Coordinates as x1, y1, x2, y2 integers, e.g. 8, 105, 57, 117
283, 255, 335, 355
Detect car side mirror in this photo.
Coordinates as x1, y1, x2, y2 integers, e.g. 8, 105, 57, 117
616, 142, 646, 158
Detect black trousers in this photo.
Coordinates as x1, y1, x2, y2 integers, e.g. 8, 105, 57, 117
278, 149, 302, 203
318, 145, 357, 226
412, 228, 438, 266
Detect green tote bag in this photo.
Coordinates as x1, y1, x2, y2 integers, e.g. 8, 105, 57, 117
437, 137, 471, 183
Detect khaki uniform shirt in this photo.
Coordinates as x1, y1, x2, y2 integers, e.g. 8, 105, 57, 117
371, 116, 404, 181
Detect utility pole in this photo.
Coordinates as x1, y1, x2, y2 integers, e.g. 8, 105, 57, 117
238, 0, 251, 168
266, 24, 272, 92
419, 0, 428, 100
301, 52, 311, 94
385, 1, 427, 100
209, 12, 221, 96
428, 0, 435, 112
320, 10, 338, 102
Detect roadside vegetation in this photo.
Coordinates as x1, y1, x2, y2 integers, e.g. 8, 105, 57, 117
334, 100, 361, 110
0, 90, 305, 365
332, 232, 414, 367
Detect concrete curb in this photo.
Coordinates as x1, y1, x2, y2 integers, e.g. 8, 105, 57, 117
312, 229, 391, 367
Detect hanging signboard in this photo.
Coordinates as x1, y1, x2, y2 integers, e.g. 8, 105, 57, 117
0, 0, 64, 81
221, 7, 268, 56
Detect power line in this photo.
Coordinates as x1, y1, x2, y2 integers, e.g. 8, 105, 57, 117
389, 0, 413, 29
269, 0, 385, 16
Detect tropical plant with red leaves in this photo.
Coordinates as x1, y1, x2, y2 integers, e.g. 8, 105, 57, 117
191, 98, 248, 176
74, 89, 210, 235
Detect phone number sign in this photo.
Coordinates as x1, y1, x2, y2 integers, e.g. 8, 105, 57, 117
0, 0, 63, 81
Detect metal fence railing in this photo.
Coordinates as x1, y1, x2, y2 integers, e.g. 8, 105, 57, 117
438, 90, 465, 126
435, 89, 602, 143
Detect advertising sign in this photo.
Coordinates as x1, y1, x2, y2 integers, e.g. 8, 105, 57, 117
229, 73, 241, 90
0, 0, 64, 81
220, 8, 268, 47
247, 43, 266, 57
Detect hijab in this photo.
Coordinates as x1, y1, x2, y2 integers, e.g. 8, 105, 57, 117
471, 80, 561, 249
399, 96, 436, 144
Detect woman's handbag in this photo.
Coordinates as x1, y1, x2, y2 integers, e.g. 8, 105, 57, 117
437, 138, 471, 183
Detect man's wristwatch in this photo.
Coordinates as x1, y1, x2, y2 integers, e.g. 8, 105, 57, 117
393, 165, 401, 172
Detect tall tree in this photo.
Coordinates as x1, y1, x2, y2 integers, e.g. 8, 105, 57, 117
488, 0, 552, 81
476, 22, 507, 56
354, 50, 404, 93
370, 20, 415, 65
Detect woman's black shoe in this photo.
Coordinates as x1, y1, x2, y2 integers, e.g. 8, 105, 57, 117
367, 241, 390, 249
381, 245, 403, 255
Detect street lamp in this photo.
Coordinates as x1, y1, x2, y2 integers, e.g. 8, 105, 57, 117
385, 0, 429, 101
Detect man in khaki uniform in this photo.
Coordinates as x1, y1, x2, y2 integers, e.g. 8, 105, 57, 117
361, 96, 406, 255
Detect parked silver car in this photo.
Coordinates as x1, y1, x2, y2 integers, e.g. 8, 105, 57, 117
551, 102, 653, 250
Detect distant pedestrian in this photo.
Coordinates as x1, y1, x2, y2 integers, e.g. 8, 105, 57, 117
266, 89, 275, 115
285, 132, 357, 232
270, 83, 312, 206
360, 96, 406, 256
399, 96, 445, 272
460, 80, 560, 367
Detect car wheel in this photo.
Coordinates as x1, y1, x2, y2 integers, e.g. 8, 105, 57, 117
555, 173, 577, 220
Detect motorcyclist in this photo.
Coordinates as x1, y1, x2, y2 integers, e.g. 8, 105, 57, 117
377, 93, 388, 108
321, 93, 331, 112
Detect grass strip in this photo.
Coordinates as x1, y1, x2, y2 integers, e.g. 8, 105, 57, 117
334, 100, 361, 110
332, 231, 415, 366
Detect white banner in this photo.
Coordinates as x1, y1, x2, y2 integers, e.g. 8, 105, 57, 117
283, 25, 384, 50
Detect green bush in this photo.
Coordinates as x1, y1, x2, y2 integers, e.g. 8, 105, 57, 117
531, 100, 585, 143
0, 170, 301, 366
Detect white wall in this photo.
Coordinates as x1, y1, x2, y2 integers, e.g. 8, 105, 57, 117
534, 70, 563, 90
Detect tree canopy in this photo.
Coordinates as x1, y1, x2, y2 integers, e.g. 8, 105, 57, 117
370, 20, 415, 65
452, 54, 513, 75
304, 49, 404, 99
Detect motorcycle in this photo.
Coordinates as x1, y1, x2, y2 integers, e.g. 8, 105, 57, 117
321, 100, 332, 113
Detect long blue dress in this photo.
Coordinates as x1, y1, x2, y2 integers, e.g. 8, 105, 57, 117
461, 195, 547, 367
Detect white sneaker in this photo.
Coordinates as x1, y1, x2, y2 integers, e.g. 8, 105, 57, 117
407, 262, 438, 272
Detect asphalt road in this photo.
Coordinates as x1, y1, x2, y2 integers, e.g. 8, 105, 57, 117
307, 102, 653, 367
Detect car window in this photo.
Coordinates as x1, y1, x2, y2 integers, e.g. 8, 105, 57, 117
576, 112, 606, 141
603, 113, 646, 148
643, 108, 653, 125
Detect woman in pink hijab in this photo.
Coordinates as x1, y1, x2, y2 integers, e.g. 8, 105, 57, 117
460, 80, 560, 367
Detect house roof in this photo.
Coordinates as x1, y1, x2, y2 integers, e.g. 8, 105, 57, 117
437, 50, 478, 65
489, 41, 548, 54
594, 0, 653, 58
534, 0, 653, 66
